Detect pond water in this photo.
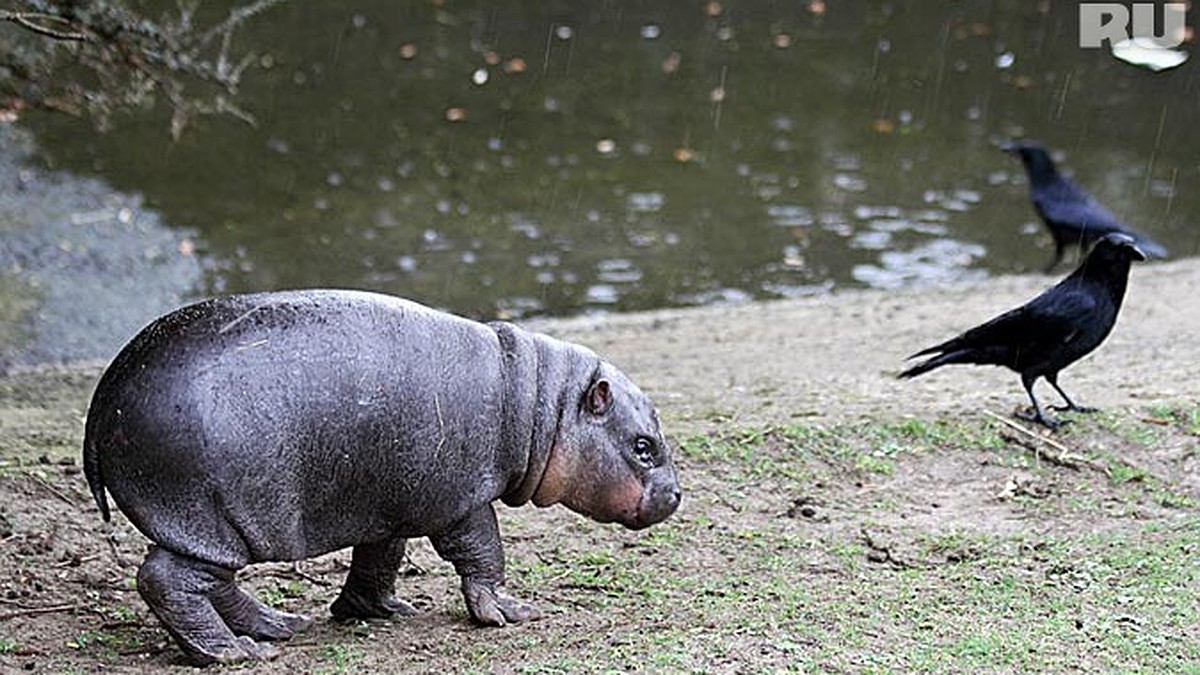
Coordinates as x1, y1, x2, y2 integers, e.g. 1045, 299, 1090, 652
16, 0, 1199, 325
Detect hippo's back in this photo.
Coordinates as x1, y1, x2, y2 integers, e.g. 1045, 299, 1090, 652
84, 290, 507, 568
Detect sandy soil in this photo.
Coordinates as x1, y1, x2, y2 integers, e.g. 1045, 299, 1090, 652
1, 258, 1197, 673
531, 256, 1200, 430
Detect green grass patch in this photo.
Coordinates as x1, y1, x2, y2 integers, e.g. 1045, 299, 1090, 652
1089, 411, 1167, 446
65, 625, 147, 659
499, 513, 1200, 673
1147, 403, 1200, 435
317, 644, 364, 675
610, 414, 1200, 671
679, 417, 1006, 482
256, 579, 307, 608
1106, 460, 1149, 485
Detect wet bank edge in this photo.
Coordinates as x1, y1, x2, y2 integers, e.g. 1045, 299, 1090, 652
2, 256, 1197, 470
0, 124, 203, 369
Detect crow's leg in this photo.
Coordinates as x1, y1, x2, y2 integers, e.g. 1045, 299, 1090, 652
1014, 373, 1065, 429
1046, 373, 1098, 413
1043, 236, 1066, 273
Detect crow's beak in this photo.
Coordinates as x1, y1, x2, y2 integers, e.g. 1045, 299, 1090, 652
1130, 245, 1147, 261
999, 141, 1018, 155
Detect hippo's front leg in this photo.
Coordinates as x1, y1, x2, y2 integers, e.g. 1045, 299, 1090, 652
430, 505, 542, 626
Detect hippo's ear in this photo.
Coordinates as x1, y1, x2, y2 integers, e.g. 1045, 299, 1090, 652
586, 379, 612, 416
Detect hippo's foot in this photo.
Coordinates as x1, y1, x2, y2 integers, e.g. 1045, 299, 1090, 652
331, 538, 418, 621
330, 588, 419, 621
461, 578, 542, 626
137, 547, 285, 666
211, 583, 313, 641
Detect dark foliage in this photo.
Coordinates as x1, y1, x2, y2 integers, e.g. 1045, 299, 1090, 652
1, 0, 286, 136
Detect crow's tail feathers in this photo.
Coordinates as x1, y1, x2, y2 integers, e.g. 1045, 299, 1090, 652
898, 357, 943, 379
898, 349, 966, 379
1133, 234, 1168, 260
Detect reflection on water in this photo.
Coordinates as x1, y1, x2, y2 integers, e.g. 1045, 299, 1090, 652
17, 0, 1197, 322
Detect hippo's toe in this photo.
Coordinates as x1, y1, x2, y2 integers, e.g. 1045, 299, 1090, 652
186, 636, 280, 666
462, 579, 543, 626
221, 636, 282, 664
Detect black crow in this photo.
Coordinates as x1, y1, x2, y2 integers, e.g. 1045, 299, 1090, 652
1004, 140, 1168, 271
899, 232, 1146, 428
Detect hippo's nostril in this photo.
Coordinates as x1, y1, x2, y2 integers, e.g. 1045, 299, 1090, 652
660, 487, 681, 514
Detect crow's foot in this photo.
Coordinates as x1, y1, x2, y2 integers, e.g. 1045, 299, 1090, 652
1050, 404, 1098, 414
1015, 408, 1067, 430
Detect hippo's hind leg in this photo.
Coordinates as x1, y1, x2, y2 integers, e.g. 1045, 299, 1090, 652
330, 537, 420, 620
430, 505, 542, 626
137, 546, 281, 665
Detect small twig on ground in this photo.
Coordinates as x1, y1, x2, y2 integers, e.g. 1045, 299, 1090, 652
998, 430, 1082, 471
0, 598, 38, 608
241, 562, 333, 587
985, 410, 1072, 454
983, 411, 1109, 476
26, 472, 79, 508
288, 561, 331, 587
402, 552, 428, 576
101, 619, 151, 630
54, 553, 102, 568
0, 603, 88, 621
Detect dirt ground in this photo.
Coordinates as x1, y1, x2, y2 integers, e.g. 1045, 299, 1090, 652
1, 259, 1198, 673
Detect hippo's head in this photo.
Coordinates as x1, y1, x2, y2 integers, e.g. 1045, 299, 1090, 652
532, 362, 680, 530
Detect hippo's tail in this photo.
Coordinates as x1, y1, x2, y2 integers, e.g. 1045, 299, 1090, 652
82, 431, 111, 522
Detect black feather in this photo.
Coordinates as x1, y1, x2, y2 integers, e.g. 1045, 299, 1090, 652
899, 233, 1145, 427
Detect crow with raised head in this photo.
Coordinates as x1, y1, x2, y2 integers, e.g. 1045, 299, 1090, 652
1004, 140, 1168, 271
899, 233, 1146, 428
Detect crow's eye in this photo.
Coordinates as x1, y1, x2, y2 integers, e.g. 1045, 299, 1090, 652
633, 436, 656, 466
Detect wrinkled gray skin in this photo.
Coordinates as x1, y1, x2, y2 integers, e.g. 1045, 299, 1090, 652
83, 290, 680, 666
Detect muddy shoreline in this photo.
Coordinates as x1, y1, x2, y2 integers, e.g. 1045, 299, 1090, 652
1, 256, 1195, 475
531, 256, 1200, 430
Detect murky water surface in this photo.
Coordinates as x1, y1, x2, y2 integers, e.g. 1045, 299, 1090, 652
9, 1, 1198, 348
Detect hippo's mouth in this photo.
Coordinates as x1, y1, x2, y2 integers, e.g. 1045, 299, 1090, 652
615, 482, 681, 530
619, 513, 664, 531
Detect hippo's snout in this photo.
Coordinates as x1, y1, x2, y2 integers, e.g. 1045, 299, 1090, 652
625, 466, 681, 531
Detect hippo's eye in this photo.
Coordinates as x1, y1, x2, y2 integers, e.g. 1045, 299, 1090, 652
633, 436, 657, 467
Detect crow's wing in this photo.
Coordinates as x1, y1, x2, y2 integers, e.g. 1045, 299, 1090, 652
913, 285, 1098, 362
1034, 179, 1170, 257
1018, 284, 1101, 349
1033, 179, 1126, 233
